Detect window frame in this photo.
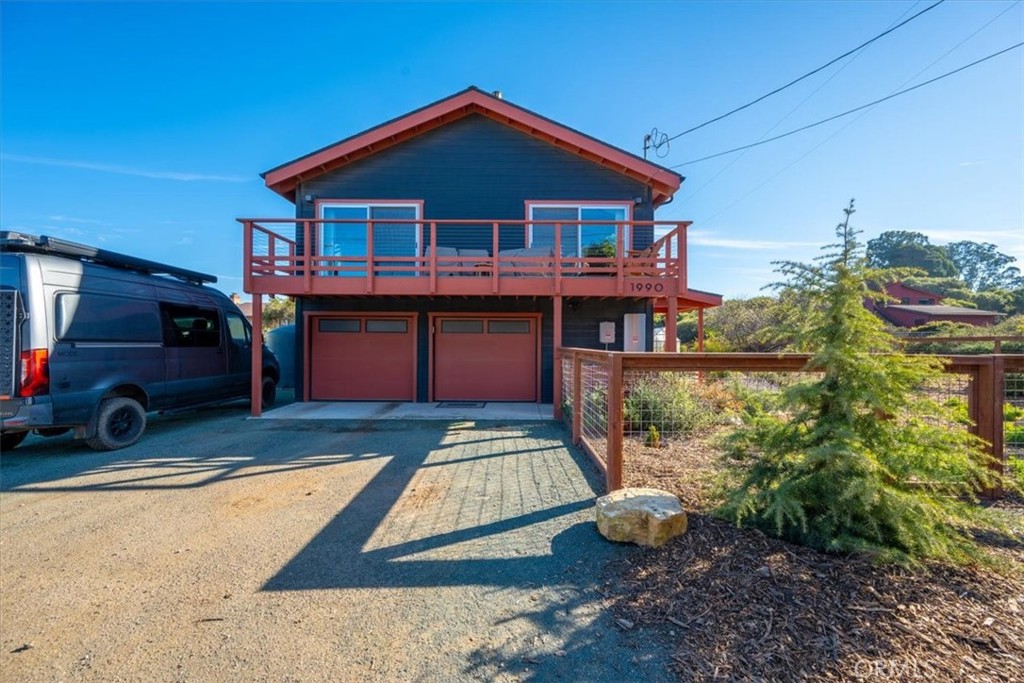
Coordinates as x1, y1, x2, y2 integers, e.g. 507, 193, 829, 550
316, 199, 424, 270
524, 201, 633, 256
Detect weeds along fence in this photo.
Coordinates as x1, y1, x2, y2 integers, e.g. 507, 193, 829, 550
557, 348, 1024, 495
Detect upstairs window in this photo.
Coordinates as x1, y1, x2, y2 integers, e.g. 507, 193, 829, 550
318, 202, 421, 277
526, 203, 630, 257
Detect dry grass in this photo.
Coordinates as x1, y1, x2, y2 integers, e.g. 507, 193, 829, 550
604, 430, 1024, 682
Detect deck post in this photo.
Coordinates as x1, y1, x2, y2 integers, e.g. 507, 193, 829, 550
665, 296, 678, 352
429, 221, 437, 294
242, 221, 253, 290
303, 220, 312, 293
606, 353, 624, 491
697, 307, 705, 352
250, 295, 263, 418
553, 297, 563, 418
492, 223, 500, 294
679, 221, 690, 292
554, 223, 562, 293
615, 226, 624, 295
366, 220, 375, 294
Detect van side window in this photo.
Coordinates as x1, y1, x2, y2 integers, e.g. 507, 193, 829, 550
160, 304, 221, 347
226, 312, 251, 345
55, 293, 161, 342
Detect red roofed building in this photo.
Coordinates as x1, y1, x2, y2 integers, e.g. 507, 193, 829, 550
868, 282, 1005, 328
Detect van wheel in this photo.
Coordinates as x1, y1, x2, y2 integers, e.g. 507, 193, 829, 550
1, 431, 28, 452
261, 377, 277, 409
86, 397, 147, 451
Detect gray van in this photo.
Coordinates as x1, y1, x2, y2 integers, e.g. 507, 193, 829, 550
0, 232, 279, 451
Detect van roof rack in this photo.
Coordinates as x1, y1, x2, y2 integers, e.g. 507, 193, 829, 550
0, 231, 217, 285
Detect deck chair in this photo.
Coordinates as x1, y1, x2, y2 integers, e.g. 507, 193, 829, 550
425, 245, 460, 277
457, 249, 490, 276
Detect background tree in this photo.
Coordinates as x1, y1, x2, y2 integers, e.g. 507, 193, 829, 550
262, 296, 295, 329
716, 201, 1010, 565
866, 230, 957, 277
945, 240, 1023, 292
701, 293, 804, 352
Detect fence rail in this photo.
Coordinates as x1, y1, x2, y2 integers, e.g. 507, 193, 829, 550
558, 348, 1024, 495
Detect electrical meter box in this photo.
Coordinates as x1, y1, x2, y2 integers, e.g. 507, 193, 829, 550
623, 313, 646, 352
598, 321, 615, 344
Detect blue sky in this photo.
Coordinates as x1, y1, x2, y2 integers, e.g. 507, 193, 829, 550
2, 1, 1021, 300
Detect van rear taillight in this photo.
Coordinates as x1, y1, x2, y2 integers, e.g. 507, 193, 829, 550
19, 349, 49, 397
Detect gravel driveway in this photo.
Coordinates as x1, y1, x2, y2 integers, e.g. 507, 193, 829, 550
1, 402, 670, 682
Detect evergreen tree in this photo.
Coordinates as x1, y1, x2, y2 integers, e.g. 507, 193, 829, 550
716, 201, 1012, 565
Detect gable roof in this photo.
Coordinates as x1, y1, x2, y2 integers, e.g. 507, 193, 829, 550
885, 281, 945, 300
262, 86, 683, 205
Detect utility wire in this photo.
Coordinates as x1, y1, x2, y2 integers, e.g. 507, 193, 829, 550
679, 1, 925, 202
695, 0, 1023, 224
663, 0, 946, 142
671, 41, 1024, 168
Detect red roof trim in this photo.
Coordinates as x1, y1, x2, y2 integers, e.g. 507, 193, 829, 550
263, 87, 682, 204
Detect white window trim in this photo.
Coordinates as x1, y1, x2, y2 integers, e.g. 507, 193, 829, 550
317, 201, 423, 257
525, 202, 632, 255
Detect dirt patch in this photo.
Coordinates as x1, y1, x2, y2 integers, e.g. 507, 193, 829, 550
607, 431, 1024, 682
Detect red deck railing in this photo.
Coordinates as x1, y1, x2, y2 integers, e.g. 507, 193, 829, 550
239, 218, 693, 299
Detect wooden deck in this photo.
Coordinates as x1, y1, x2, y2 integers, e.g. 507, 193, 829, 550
240, 217, 718, 305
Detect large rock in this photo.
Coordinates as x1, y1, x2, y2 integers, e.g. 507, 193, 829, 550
595, 488, 687, 548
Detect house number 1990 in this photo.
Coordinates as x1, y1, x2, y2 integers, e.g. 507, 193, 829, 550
630, 282, 665, 293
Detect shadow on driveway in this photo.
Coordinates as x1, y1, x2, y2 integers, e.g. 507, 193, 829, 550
2, 411, 671, 681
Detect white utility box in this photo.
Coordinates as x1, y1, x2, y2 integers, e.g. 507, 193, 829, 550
623, 313, 646, 352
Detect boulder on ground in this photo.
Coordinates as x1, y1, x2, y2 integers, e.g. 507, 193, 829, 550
595, 488, 687, 548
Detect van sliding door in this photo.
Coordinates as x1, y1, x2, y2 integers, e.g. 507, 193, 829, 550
160, 304, 229, 403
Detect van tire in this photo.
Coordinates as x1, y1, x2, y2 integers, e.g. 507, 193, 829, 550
261, 377, 277, 409
86, 397, 147, 451
1, 431, 28, 452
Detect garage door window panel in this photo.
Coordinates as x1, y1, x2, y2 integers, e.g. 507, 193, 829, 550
441, 320, 484, 334
318, 319, 361, 333
366, 319, 408, 333
488, 320, 531, 334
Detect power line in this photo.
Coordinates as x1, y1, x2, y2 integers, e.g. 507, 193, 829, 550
671, 41, 1024, 168
661, 0, 946, 143
679, 1, 926, 202
694, 1, 1023, 224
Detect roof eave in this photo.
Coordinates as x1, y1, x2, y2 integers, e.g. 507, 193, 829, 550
263, 87, 681, 204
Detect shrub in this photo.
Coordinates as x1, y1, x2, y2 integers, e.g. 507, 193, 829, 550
623, 373, 718, 437
715, 201, 1012, 566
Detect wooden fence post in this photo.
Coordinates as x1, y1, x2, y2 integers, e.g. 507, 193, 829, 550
974, 358, 1005, 498
572, 352, 582, 446
606, 353, 624, 491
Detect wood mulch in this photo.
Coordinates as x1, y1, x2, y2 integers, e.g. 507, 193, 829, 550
603, 430, 1024, 682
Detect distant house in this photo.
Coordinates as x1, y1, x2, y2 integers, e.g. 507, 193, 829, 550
230, 293, 253, 322
237, 87, 722, 412
868, 282, 1005, 328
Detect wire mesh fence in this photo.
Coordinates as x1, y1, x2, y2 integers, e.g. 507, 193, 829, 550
559, 349, 1021, 494
560, 357, 574, 432
1007, 372, 1024, 458
579, 358, 609, 468
622, 370, 817, 443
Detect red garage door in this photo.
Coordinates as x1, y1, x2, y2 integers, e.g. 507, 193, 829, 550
310, 315, 416, 400
433, 316, 538, 401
